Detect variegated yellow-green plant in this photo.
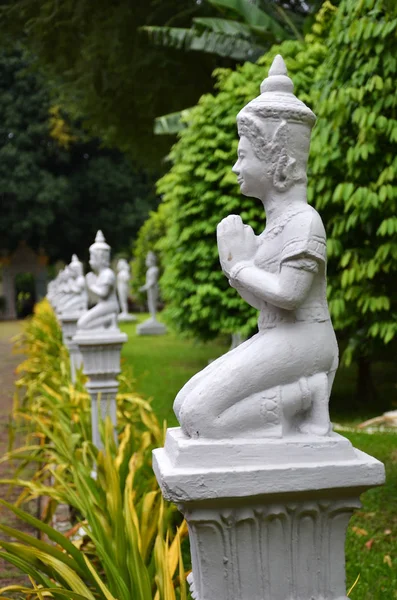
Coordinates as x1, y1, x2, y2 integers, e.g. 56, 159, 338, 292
0, 300, 189, 599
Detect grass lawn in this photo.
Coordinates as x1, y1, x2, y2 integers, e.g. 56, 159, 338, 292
121, 315, 396, 599
120, 313, 228, 427
342, 431, 397, 599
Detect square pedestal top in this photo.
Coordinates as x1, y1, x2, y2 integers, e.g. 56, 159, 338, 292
153, 427, 385, 502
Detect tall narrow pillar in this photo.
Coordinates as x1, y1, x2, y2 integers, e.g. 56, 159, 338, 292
73, 329, 127, 449
59, 314, 83, 382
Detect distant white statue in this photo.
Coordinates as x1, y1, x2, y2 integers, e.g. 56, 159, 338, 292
136, 251, 167, 336
77, 231, 119, 330
116, 259, 136, 322
58, 255, 87, 316
47, 279, 56, 306
52, 268, 69, 314
174, 55, 338, 440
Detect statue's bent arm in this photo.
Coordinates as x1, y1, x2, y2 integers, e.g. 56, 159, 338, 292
89, 282, 111, 299
232, 285, 263, 310
141, 268, 158, 292
229, 259, 317, 311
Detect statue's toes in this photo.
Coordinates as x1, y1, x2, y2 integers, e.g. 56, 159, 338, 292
300, 421, 330, 436
179, 396, 208, 439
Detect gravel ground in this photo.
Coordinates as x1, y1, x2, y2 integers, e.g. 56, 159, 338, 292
0, 321, 36, 590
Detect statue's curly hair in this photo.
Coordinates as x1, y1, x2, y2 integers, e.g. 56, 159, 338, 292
237, 114, 307, 192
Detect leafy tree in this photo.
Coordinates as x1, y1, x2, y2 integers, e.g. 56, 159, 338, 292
0, 47, 157, 262
309, 0, 397, 400
149, 0, 397, 388
143, 0, 303, 66
148, 0, 326, 134
0, 0, 231, 165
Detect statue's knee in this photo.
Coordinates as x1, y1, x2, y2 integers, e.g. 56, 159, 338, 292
173, 389, 186, 420
77, 314, 87, 328
179, 393, 213, 438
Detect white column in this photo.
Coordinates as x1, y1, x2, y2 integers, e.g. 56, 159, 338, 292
59, 314, 83, 382
73, 329, 127, 450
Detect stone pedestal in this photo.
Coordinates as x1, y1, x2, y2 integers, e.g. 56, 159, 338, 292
153, 428, 385, 600
137, 317, 167, 336
73, 328, 127, 449
117, 312, 137, 323
59, 313, 83, 382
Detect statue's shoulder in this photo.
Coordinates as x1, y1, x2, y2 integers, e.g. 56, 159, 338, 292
148, 265, 159, 276
118, 271, 128, 282
281, 205, 326, 263
100, 268, 116, 285
285, 204, 325, 235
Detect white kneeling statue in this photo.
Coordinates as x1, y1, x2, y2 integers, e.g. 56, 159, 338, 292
73, 230, 127, 451
174, 55, 337, 440
137, 251, 167, 335
116, 259, 136, 322
153, 55, 385, 600
58, 255, 87, 316
77, 231, 119, 331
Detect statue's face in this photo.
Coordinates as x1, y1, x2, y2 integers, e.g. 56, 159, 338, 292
89, 250, 101, 273
232, 135, 266, 199
118, 259, 128, 272
69, 264, 78, 278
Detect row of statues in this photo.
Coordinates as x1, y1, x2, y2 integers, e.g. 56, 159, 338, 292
48, 232, 165, 335
50, 54, 336, 440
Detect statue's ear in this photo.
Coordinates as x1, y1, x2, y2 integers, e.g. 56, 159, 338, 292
272, 120, 296, 191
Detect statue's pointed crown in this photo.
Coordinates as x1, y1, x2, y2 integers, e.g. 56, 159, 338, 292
238, 54, 316, 127
89, 229, 111, 253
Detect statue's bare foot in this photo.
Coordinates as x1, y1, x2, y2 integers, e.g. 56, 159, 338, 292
299, 372, 330, 436
300, 420, 331, 436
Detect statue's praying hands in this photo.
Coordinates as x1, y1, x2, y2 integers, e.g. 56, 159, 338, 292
217, 215, 258, 277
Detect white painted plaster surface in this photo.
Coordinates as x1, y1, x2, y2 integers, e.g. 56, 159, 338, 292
116, 258, 137, 322
77, 231, 119, 331
73, 328, 127, 449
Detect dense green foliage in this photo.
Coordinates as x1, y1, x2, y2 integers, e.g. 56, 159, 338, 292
0, 47, 157, 261
309, 0, 397, 366
146, 0, 397, 371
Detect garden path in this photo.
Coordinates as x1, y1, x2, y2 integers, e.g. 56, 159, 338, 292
0, 321, 35, 589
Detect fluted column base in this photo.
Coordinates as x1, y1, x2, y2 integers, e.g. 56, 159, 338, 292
153, 428, 385, 600
59, 313, 83, 383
